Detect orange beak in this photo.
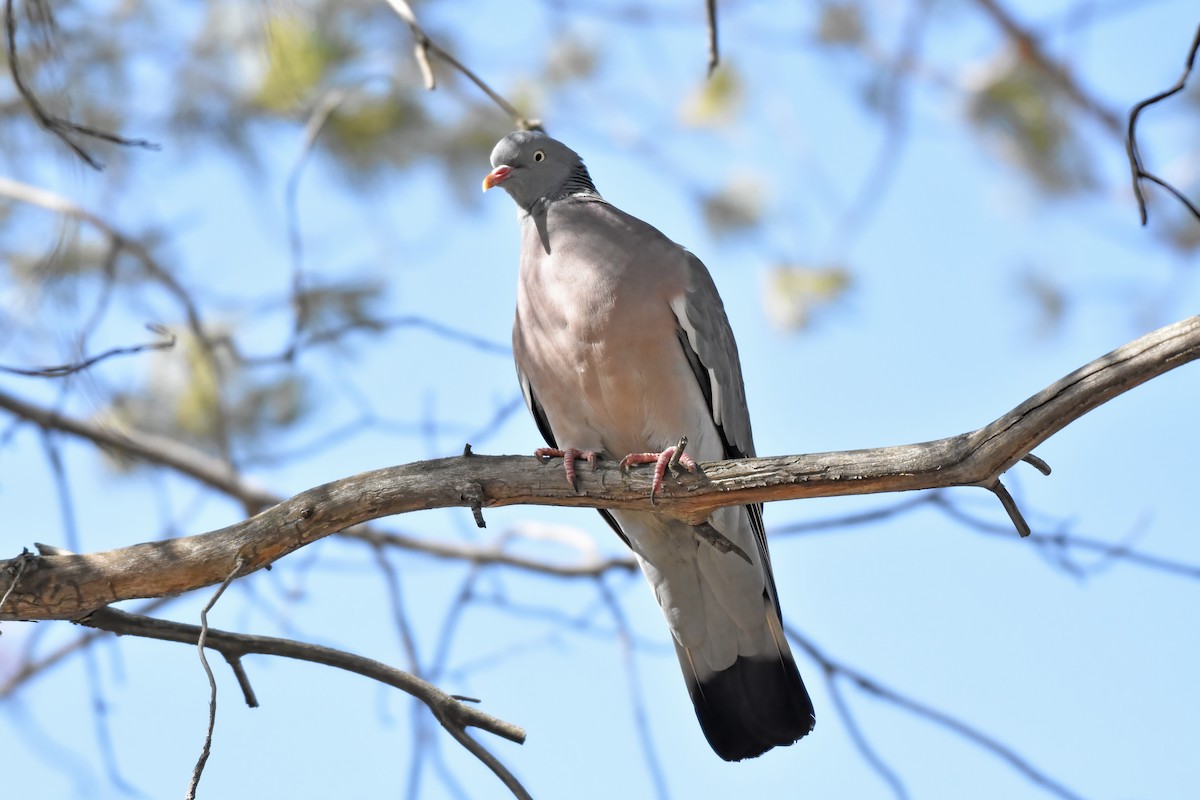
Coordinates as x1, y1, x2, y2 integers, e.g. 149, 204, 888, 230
482, 164, 513, 192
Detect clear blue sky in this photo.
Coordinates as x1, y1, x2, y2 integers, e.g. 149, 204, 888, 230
2, 2, 1199, 799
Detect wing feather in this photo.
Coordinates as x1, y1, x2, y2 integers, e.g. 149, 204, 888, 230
671, 253, 783, 618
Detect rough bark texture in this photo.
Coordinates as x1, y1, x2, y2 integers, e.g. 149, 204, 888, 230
2, 315, 1197, 622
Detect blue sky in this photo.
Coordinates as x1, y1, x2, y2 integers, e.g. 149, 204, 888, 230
2, 1, 1199, 799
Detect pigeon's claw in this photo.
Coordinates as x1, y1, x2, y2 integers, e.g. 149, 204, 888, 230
619, 439, 698, 504
535, 447, 598, 492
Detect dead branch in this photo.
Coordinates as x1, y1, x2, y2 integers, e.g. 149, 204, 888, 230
1, 314, 1196, 622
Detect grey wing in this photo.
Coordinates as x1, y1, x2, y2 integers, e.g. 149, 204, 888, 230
673, 253, 755, 460
672, 252, 779, 615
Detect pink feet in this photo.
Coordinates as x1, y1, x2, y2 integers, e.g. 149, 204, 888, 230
536, 437, 698, 503
619, 437, 698, 504
535, 447, 598, 491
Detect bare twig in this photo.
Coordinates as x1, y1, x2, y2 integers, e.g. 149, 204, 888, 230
4, 0, 158, 169
1126, 23, 1200, 225
383, 0, 540, 130
187, 557, 244, 800
1022, 453, 1052, 475
3, 314, 1200, 621
437, 720, 532, 800
705, 0, 719, 76
986, 478, 1031, 537
0, 324, 175, 378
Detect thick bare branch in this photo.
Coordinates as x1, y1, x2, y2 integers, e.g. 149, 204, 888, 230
2, 315, 1196, 621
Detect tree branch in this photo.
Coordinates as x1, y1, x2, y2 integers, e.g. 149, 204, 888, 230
790, 626, 1086, 800
1126, 23, 1200, 225
0, 175, 236, 464
4, 0, 158, 169
79, 607, 530, 797
0, 387, 636, 578
0, 324, 175, 378
384, 0, 540, 130
705, 0, 719, 77
1, 315, 1196, 621
187, 558, 244, 800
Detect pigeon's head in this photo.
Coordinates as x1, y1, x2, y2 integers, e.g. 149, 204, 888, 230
483, 131, 595, 208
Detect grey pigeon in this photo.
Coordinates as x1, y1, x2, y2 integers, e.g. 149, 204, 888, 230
483, 130, 815, 761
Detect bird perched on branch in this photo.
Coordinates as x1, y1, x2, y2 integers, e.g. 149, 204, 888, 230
483, 130, 814, 760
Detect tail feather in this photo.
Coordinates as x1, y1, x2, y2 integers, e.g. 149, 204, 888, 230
678, 618, 815, 761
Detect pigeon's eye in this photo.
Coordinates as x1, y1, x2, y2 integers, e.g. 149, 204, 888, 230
533, 150, 546, 163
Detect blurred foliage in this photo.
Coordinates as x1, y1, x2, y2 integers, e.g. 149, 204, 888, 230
545, 35, 598, 86
1163, 200, 1200, 252
255, 14, 345, 114
103, 329, 309, 462
321, 90, 431, 177
680, 64, 742, 126
817, 2, 866, 47
966, 52, 1097, 195
701, 175, 764, 238
5, 222, 96, 288
1015, 268, 1068, 338
762, 265, 851, 332
295, 279, 385, 343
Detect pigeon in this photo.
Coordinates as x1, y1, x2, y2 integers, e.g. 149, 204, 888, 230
483, 130, 814, 760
